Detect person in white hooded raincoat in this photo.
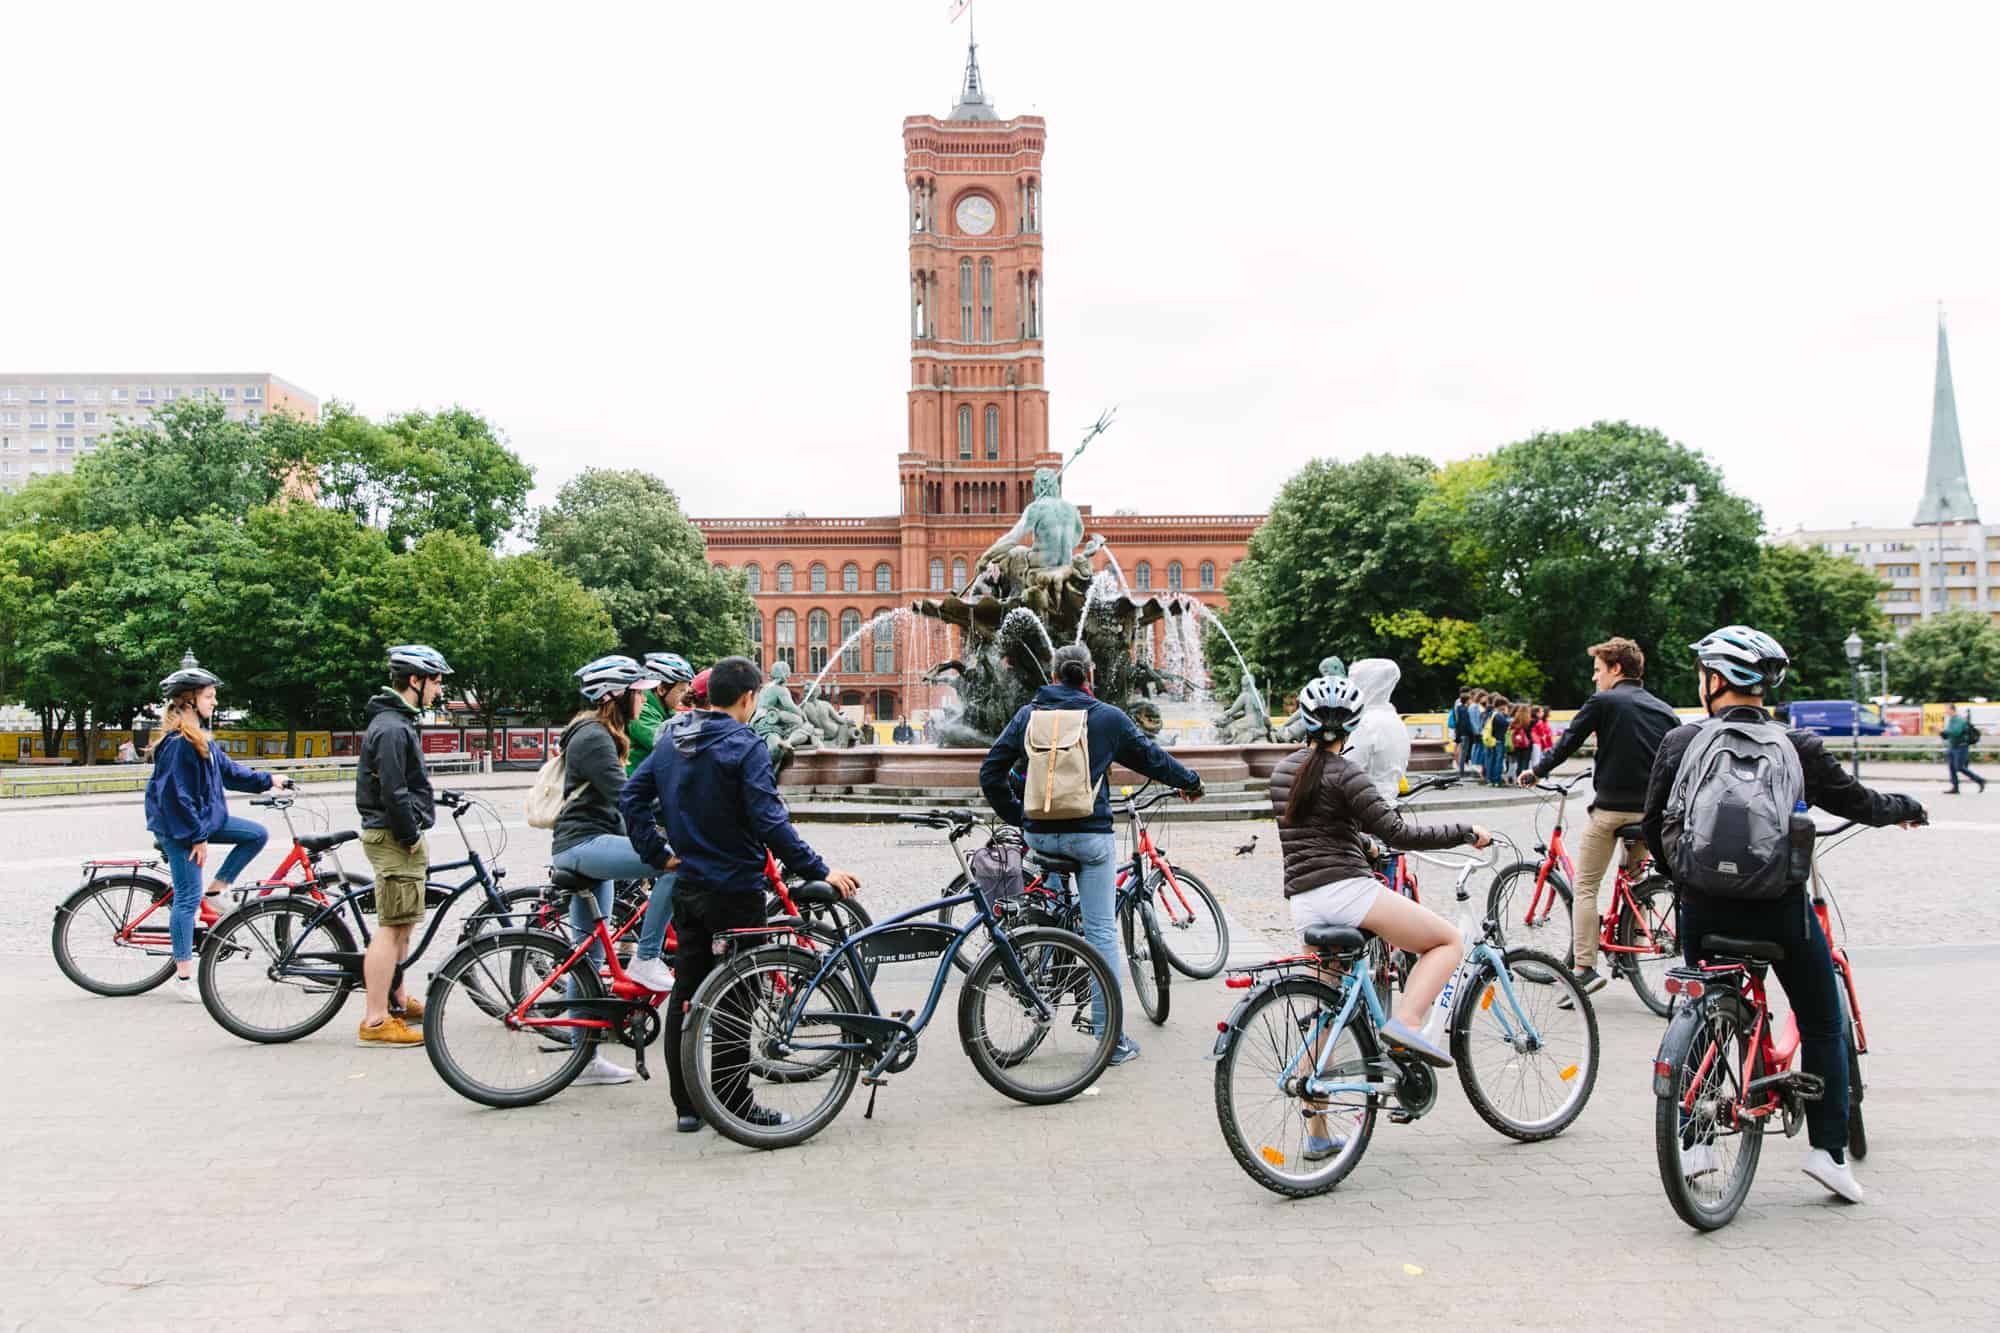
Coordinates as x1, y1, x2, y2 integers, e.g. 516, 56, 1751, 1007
1341, 659, 1410, 802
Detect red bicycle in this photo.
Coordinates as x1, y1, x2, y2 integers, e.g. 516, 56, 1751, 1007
1484, 770, 1680, 1015
49, 793, 367, 997
1651, 817, 1889, 1230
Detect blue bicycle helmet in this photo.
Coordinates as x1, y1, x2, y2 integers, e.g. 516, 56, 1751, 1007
1292, 675, 1365, 739
643, 652, 695, 686
387, 644, 454, 677
1689, 625, 1789, 692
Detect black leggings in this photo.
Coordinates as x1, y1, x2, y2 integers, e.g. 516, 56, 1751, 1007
663, 886, 768, 1118
1680, 890, 1848, 1156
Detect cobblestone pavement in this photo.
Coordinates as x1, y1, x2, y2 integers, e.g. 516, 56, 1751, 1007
3, 778, 1997, 1330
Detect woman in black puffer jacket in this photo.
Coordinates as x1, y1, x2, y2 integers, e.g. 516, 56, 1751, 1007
1270, 675, 1491, 1071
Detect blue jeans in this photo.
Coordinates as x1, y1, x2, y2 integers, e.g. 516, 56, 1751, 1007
1483, 743, 1505, 784
160, 815, 269, 961
1025, 829, 1121, 1038
550, 834, 666, 967
1947, 742, 1984, 791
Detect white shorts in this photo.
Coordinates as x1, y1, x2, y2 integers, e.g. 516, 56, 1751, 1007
1289, 876, 1384, 935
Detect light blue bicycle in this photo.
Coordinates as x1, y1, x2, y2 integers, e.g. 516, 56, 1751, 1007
1213, 910, 1600, 1197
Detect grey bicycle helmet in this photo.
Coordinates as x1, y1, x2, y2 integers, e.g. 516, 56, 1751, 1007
575, 654, 654, 702
387, 644, 454, 677
643, 652, 695, 686
160, 660, 221, 697
1292, 674, 1365, 739
1689, 625, 1789, 692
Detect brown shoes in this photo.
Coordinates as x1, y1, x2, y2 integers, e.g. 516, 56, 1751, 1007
356, 1015, 423, 1048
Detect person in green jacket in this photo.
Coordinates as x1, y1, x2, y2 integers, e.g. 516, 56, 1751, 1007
628, 652, 696, 776
1943, 704, 1986, 794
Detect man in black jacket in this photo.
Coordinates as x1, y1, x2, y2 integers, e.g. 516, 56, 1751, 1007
354, 644, 451, 1048
1520, 636, 1680, 994
1642, 625, 1923, 1204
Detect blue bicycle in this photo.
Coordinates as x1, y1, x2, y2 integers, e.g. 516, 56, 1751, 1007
680, 858, 1123, 1150
1212, 912, 1599, 1197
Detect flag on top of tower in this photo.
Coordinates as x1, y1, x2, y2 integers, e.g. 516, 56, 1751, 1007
949, 0, 971, 21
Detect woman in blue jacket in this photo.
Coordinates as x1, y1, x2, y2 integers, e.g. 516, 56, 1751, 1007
143, 660, 290, 1001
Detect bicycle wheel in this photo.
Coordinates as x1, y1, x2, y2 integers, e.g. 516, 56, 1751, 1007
425, 930, 595, 1108
1122, 900, 1170, 1026
1654, 1000, 1765, 1231
683, 944, 862, 1149
1839, 984, 1867, 1161
936, 872, 973, 925
1485, 861, 1573, 965
1616, 875, 1681, 1018
50, 876, 178, 996
1452, 947, 1598, 1141
1214, 974, 1377, 1198
1147, 865, 1229, 979
748, 923, 868, 1082
959, 926, 1120, 1105
199, 898, 359, 1043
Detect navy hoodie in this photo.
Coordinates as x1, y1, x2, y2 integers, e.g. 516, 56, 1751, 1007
144, 733, 273, 845
980, 683, 1203, 834
620, 710, 829, 894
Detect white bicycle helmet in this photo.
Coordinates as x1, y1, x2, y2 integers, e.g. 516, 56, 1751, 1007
1292, 674, 1365, 739
643, 652, 695, 686
575, 654, 655, 702
1689, 625, 1789, 692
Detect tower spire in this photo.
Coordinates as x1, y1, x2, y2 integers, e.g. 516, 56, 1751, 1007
950, 15, 998, 121
1914, 306, 1980, 525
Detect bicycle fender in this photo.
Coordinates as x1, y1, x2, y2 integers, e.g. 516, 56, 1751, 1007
1210, 982, 1272, 1060
1652, 999, 1705, 1098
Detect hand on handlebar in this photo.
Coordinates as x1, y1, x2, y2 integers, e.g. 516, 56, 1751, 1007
1468, 825, 1493, 850
826, 869, 862, 898
1179, 782, 1204, 803
1516, 772, 1539, 789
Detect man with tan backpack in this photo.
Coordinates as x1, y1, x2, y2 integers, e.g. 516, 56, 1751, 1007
979, 643, 1204, 1066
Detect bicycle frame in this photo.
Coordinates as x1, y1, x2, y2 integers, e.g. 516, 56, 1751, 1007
1515, 777, 1663, 960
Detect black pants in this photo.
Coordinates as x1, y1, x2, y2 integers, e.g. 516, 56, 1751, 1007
1680, 890, 1848, 1156
664, 884, 767, 1118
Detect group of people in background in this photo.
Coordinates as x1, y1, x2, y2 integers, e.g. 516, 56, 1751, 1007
1448, 687, 1554, 785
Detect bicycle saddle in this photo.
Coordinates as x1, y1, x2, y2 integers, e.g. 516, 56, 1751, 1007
1614, 823, 1646, 842
789, 881, 839, 907
297, 830, 360, 854
1027, 852, 1084, 877
1700, 934, 1784, 963
549, 866, 598, 896
1302, 925, 1368, 956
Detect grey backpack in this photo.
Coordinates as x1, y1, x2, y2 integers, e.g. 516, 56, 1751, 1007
1661, 716, 1805, 900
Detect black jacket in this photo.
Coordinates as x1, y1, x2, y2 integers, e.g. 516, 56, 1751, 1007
552, 717, 629, 856
356, 692, 434, 847
1641, 705, 1924, 890
1270, 747, 1474, 896
1532, 679, 1679, 812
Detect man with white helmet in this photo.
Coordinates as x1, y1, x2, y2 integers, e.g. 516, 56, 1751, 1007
1642, 625, 1924, 1204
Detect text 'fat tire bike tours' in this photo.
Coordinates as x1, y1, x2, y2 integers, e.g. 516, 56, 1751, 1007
1213, 882, 1601, 1199
1651, 817, 1892, 1231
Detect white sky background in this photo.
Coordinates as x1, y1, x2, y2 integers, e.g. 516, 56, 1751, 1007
4, 1, 1997, 534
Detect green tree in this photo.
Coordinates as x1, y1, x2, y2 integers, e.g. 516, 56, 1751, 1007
1451, 422, 1763, 707
1887, 610, 2000, 702
1749, 544, 1891, 701
1369, 610, 1547, 699
72, 399, 289, 529
534, 468, 752, 664
297, 403, 533, 550
1217, 455, 1473, 707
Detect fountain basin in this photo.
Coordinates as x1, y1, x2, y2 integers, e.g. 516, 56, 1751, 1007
779, 739, 1448, 792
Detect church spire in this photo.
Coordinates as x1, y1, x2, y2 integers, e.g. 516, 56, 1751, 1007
1914, 306, 1980, 525
949, 22, 998, 121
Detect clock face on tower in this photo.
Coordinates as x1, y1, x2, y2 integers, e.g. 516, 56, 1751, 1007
955, 195, 996, 236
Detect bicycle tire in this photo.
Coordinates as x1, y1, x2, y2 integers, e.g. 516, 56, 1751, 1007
958, 926, 1121, 1106
1122, 900, 1170, 1025
425, 929, 596, 1108
1839, 984, 1867, 1161
1616, 875, 1681, 1018
1654, 999, 1764, 1231
936, 871, 973, 925
198, 898, 359, 1043
1451, 947, 1598, 1141
683, 944, 862, 1149
1485, 860, 1574, 962
1147, 865, 1230, 979
50, 875, 178, 996
1213, 974, 1378, 1198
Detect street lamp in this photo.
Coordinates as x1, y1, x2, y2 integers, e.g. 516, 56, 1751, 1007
1843, 630, 1864, 778
1874, 639, 1890, 712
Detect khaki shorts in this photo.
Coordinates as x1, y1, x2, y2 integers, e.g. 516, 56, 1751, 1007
360, 828, 430, 927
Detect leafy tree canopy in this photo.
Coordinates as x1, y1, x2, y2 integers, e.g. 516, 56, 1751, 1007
1887, 610, 2000, 703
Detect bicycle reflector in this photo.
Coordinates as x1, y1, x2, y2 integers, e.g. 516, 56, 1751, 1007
1224, 976, 1254, 989
1663, 976, 1706, 999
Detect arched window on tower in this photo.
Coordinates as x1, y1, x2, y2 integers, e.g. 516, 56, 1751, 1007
809, 562, 827, 594
774, 609, 797, 669
840, 609, 863, 672
808, 610, 830, 674
1168, 560, 1184, 592
951, 557, 967, 590
958, 405, 972, 460
959, 258, 973, 341
747, 613, 763, 667
1134, 560, 1152, 591
873, 612, 896, 673
984, 405, 999, 462
875, 562, 894, 593
744, 563, 763, 594
776, 562, 794, 594
841, 563, 859, 593
1017, 272, 1027, 339
930, 558, 945, 591
1028, 272, 1041, 337
1199, 561, 1216, 590
979, 259, 993, 343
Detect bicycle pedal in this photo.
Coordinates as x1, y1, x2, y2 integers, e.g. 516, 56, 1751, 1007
1388, 1110, 1415, 1125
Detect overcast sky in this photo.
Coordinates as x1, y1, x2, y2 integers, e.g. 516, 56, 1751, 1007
6, 1, 1996, 534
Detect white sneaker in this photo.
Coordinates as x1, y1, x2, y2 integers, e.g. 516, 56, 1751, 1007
173, 976, 203, 1004
1682, 1142, 1721, 1179
573, 1054, 635, 1087
1802, 1148, 1865, 1203
625, 956, 675, 993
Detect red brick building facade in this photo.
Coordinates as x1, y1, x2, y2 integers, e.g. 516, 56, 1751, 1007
694, 45, 1262, 722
